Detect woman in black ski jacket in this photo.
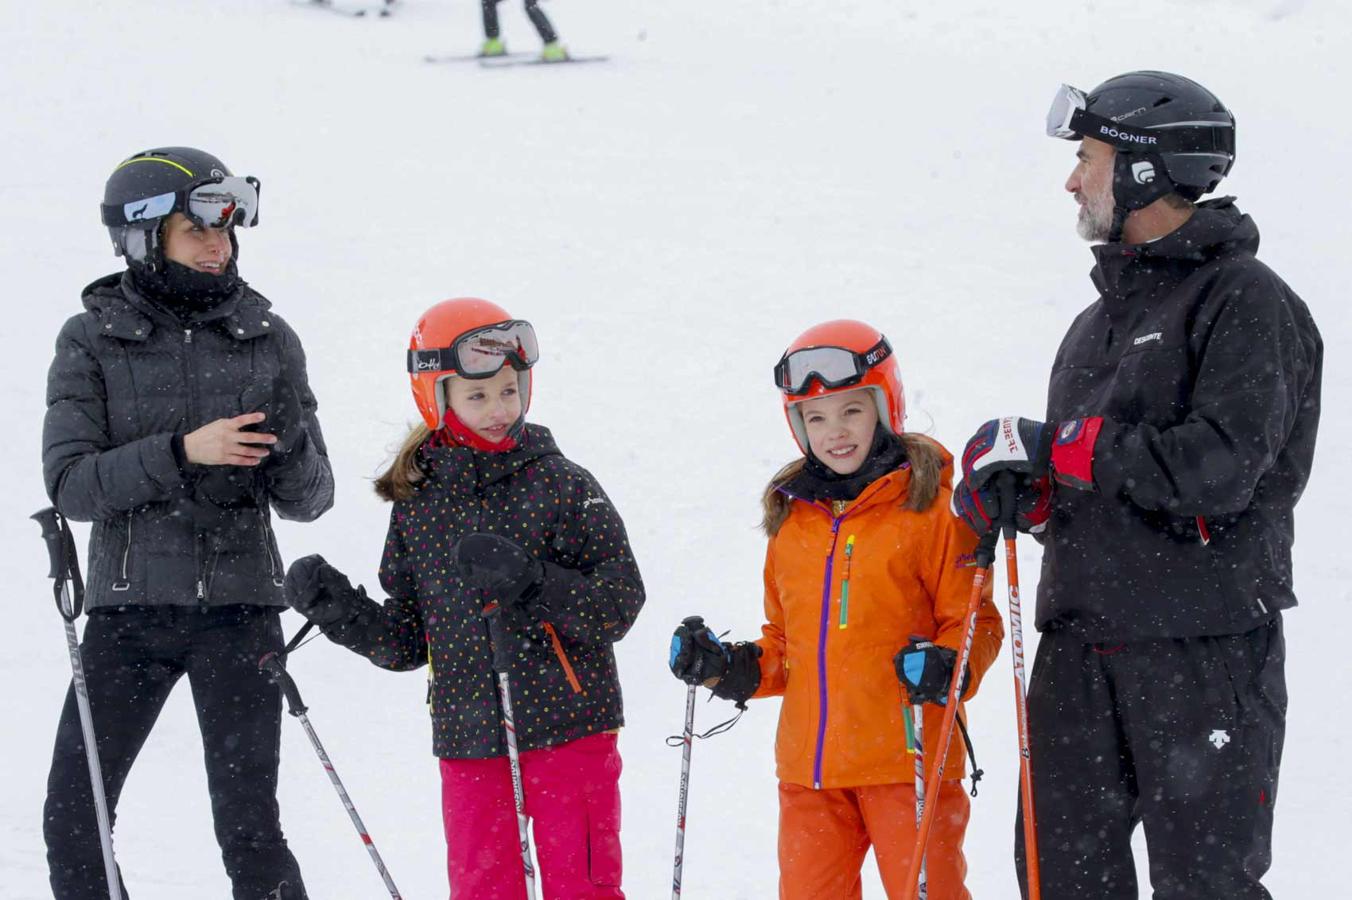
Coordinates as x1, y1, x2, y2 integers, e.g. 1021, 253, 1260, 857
284, 297, 643, 899
41, 147, 331, 900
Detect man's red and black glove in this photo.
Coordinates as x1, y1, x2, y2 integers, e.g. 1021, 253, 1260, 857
955, 416, 1103, 536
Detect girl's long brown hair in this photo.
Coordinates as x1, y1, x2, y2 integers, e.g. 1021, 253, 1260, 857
759, 432, 945, 537
374, 424, 432, 503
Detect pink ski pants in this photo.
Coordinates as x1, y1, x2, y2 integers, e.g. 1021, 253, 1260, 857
440, 731, 624, 900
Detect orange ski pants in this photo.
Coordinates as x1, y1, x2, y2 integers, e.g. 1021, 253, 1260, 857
778, 780, 971, 900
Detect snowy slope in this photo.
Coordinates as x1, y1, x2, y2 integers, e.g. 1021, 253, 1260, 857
1, 1, 1349, 897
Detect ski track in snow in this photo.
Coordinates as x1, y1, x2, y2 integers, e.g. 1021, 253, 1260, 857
2, 1, 1349, 897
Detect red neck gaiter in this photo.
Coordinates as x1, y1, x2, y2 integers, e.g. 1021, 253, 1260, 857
433, 409, 520, 453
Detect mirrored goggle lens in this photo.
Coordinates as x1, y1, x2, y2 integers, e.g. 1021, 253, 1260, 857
186, 176, 260, 229
454, 321, 540, 376
775, 346, 864, 394
1046, 84, 1087, 139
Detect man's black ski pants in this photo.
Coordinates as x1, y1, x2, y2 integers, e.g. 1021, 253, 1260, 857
44, 605, 307, 900
1015, 618, 1286, 900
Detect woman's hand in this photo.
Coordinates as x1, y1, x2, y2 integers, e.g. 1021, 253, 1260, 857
183, 412, 277, 466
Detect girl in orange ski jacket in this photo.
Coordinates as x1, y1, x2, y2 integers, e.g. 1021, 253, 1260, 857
669, 319, 1003, 900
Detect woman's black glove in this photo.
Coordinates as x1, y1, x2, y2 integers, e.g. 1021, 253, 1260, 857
284, 554, 366, 629
453, 533, 545, 609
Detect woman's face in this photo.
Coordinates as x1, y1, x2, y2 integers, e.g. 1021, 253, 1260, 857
444, 366, 523, 442
161, 212, 233, 273
796, 388, 879, 476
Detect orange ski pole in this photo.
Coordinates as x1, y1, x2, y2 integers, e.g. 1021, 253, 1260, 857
998, 476, 1042, 900
901, 530, 997, 900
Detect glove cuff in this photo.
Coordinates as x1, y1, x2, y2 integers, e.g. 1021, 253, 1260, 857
710, 642, 762, 705
1049, 417, 1103, 491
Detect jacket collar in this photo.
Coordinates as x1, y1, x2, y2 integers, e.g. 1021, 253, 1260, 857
1088, 197, 1260, 322
417, 423, 562, 495
81, 271, 275, 343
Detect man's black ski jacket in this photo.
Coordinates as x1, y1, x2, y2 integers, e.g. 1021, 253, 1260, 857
1039, 198, 1322, 640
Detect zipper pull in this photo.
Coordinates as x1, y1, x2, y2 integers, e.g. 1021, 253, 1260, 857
184, 328, 193, 344
196, 579, 205, 600
838, 535, 855, 630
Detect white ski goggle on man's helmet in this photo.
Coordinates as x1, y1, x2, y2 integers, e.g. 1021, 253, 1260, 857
1046, 84, 1090, 139
100, 175, 261, 231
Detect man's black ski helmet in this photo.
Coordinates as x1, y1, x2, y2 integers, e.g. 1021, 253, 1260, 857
1049, 71, 1236, 238
100, 147, 257, 270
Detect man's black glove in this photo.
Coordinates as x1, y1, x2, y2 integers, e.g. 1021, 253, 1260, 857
953, 474, 1052, 538
453, 533, 545, 609
669, 616, 762, 705
284, 554, 366, 630
894, 638, 970, 706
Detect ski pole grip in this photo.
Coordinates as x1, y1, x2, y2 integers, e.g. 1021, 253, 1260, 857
31, 507, 66, 580
681, 615, 705, 632
997, 474, 1019, 540
974, 529, 998, 569
259, 652, 307, 715
481, 602, 514, 673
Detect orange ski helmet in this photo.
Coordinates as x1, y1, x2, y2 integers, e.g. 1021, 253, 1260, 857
407, 298, 538, 431
773, 319, 905, 454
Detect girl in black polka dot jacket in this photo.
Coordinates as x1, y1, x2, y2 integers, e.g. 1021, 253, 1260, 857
284, 298, 644, 898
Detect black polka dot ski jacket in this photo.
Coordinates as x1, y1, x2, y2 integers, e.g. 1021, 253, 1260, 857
330, 424, 644, 759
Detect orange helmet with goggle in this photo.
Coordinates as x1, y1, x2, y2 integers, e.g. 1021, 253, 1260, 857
773, 319, 905, 454
407, 298, 539, 431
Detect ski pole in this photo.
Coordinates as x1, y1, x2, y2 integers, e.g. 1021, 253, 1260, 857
998, 476, 1042, 900
483, 602, 538, 900
672, 679, 697, 899
32, 507, 123, 900
258, 653, 403, 900
901, 531, 997, 900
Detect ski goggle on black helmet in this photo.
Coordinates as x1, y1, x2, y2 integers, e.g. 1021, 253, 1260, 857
407, 319, 540, 380
1045, 83, 1234, 157
100, 158, 260, 232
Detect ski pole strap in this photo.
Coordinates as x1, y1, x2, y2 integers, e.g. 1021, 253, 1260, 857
664, 704, 746, 747
282, 620, 316, 657
956, 711, 983, 798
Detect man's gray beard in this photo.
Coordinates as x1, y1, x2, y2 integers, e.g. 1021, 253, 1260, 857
1077, 198, 1113, 242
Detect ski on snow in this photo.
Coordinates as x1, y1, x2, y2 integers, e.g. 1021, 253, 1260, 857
294, 0, 397, 17
478, 54, 609, 68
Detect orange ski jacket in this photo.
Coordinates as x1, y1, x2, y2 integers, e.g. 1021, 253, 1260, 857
752, 440, 1004, 790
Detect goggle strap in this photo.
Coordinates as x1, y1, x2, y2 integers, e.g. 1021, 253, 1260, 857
1068, 108, 1234, 155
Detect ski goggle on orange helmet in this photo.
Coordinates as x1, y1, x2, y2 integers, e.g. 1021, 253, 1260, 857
774, 319, 906, 454
407, 298, 539, 431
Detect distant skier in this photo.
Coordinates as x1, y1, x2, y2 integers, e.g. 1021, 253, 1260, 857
956, 72, 1322, 899
42, 146, 333, 899
479, 0, 567, 61
283, 298, 643, 898
669, 319, 1005, 899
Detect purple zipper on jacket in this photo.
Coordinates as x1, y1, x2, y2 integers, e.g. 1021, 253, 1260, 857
813, 515, 844, 789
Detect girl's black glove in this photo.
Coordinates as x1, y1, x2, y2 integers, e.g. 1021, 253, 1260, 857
669, 616, 762, 704
454, 533, 545, 608
894, 638, 970, 706
284, 554, 366, 629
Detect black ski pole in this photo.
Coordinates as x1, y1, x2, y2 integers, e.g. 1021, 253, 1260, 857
482, 601, 539, 900
32, 507, 123, 900
259, 653, 403, 900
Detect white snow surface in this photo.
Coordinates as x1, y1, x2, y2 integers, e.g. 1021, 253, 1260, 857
2, 1, 1350, 897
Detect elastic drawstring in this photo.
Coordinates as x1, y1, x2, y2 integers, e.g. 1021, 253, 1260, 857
956, 711, 983, 798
